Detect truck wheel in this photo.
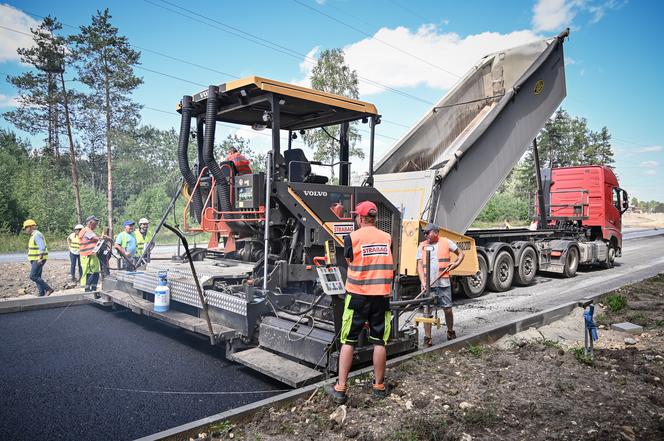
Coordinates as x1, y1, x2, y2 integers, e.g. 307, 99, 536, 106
601, 245, 615, 269
487, 251, 514, 292
514, 247, 537, 286
563, 246, 579, 277
461, 254, 488, 298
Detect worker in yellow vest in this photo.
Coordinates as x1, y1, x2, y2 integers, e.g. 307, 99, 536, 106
135, 217, 152, 257
23, 219, 54, 297
67, 224, 84, 281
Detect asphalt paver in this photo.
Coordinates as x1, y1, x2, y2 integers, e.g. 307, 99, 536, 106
0, 304, 284, 440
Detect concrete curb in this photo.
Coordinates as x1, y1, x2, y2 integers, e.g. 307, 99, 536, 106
137, 288, 614, 441
0, 292, 91, 314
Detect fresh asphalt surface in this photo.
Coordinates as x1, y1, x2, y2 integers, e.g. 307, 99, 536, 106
1, 230, 663, 440
0, 305, 284, 441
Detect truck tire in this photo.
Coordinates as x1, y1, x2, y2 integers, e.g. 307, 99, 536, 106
461, 254, 488, 298
563, 246, 579, 278
514, 246, 537, 286
601, 244, 615, 269
487, 251, 514, 292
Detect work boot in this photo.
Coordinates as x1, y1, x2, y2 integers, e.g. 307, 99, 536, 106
45, 289, 54, 297
424, 336, 433, 347
447, 330, 457, 341
325, 383, 348, 404
372, 381, 388, 399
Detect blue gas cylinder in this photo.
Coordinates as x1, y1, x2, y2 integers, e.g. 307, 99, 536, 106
154, 271, 170, 312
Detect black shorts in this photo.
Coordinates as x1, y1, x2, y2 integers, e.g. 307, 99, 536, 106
339, 293, 392, 346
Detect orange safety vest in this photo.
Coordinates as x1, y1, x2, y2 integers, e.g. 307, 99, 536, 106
418, 239, 451, 279
226, 152, 252, 175
345, 226, 394, 296
79, 227, 98, 257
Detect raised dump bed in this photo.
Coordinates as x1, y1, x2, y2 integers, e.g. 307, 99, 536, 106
375, 30, 569, 232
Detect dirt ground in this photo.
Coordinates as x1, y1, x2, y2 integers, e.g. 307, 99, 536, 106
197, 274, 664, 441
622, 212, 664, 229
0, 260, 78, 299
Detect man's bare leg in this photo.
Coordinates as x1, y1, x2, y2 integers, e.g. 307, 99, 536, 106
373, 345, 387, 385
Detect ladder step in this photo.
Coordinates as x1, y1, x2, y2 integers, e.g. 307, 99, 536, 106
228, 347, 324, 387
100, 290, 236, 341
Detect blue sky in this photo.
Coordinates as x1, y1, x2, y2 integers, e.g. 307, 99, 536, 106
1, 0, 663, 201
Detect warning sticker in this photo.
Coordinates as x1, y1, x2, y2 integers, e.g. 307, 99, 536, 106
361, 243, 390, 257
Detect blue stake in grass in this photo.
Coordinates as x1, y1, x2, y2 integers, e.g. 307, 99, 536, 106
579, 299, 599, 359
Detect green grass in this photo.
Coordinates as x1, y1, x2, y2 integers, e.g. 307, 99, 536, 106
606, 294, 628, 312
534, 337, 561, 349
570, 347, 594, 366
209, 420, 233, 435
467, 343, 486, 358
0, 230, 210, 254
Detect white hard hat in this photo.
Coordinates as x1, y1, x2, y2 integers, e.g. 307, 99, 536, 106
139, 218, 149, 224
74, 224, 84, 230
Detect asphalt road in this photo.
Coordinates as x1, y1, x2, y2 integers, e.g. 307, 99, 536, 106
0, 305, 284, 441
430, 232, 664, 340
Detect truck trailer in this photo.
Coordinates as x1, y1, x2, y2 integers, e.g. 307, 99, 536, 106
97, 28, 626, 385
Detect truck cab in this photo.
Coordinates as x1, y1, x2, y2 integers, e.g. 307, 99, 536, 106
548, 165, 628, 258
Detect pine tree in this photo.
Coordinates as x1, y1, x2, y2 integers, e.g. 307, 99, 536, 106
70, 9, 142, 236
303, 49, 363, 179
4, 16, 83, 223
4, 16, 66, 157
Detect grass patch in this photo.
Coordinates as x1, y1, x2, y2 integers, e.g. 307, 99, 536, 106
535, 337, 561, 349
606, 294, 628, 312
463, 406, 498, 426
390, 413, 448, 441
467, 343, 486, 358
570, 347, 594, 366
209, 420, 233, 435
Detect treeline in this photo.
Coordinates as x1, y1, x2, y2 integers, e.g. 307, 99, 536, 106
475, 109, 616, 224
631, 198, 664, 214
1, 10, 261, 236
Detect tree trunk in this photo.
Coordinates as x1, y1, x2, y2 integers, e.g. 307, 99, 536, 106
104, 74, 113, 237
59, 72, 82, 224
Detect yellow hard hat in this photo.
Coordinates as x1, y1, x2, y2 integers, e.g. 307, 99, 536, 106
22, 219, 37, 229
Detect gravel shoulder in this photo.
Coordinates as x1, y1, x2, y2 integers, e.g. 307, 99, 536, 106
0, 259, 77, 299
202, 274, 664, 441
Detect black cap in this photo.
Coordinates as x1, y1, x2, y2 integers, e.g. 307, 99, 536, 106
423, 223, 440, 233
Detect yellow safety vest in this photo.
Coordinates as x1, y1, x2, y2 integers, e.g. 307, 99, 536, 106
68, 232, 80, 254
136, 230, 151, 254
28, 231, 48, 261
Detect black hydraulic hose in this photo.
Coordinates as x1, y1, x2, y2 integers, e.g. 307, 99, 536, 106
162, 223, 215, 345
202, 85, 233, 214
178, 95, 203, 223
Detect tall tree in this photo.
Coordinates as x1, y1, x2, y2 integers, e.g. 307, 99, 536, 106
4, 16, 66, 157
71, 9, 142, 235
303, 49, 363, 179
4, 16, 83, 222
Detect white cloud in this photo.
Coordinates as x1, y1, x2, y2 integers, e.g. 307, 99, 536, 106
643, 169, 656, 176
0, 4, 40, 63
634, 146, 663, 153
0, 93, 20, 107
340, 26, 541, 95
292, 46, 318, 88
640, 161, 659, 168
532, 0, 577, 32
531, 0, 625, 32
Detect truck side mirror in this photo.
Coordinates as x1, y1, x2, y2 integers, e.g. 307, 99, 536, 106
621, 190, 629, 213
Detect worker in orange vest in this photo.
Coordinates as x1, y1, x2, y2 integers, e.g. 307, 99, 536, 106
226, 147, 252, 175
417, 223, 465, 345
326, 201, 394, 404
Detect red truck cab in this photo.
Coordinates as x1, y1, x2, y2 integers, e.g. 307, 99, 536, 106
549, 165, 628, 255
